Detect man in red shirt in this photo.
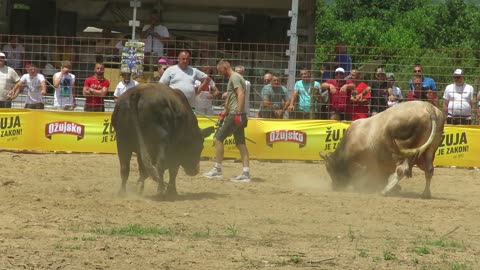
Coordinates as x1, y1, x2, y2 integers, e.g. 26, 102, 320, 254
321, 67, 354, 120
82, 62, 110, 112
349, 69, 371, 121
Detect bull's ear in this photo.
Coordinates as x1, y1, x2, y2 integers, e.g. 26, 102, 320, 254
319, 152, 329, 162
201, 126, 215, 138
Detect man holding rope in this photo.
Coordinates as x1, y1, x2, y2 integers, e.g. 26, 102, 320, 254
203, 60, 251, 182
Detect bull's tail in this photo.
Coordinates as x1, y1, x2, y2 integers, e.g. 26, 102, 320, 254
129, 91, 161, 180
398, 106, 437, 158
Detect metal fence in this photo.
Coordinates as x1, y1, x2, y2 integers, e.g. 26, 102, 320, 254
1, 34, 479, 121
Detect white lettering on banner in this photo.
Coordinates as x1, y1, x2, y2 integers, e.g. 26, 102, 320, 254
45, 121, 85, 140
266, 130, 307, 148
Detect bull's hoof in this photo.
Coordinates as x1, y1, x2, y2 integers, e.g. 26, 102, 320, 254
421, 192, 431, 199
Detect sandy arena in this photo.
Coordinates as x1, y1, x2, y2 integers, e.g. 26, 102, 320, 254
1, 152, 479, 269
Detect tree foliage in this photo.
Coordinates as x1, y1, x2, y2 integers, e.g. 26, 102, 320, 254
315, 0, 480, 88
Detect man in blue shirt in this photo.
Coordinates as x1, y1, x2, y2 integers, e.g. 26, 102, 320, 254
287, 68, 321, 119
408, 64, 438, 106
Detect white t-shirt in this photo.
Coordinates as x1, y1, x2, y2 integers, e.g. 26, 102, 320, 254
0, 66, 20, 101
443, 83, 474, 118
159, 65, 208, 107
244, 79, 251, 113
142, 24, 170, 56
114, 80, 138, 98
53, 72, 76, 107
2, 44, 25, 69
20, 73, 45, 104
387, 85, 403, 107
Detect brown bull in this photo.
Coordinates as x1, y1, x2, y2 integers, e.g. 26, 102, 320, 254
320, 101, 445, 198
111, 83, 214, 196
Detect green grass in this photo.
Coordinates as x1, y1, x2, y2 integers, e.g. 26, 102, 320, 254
289, 256, 302, 264
358, 249, 368, 257
192, 228, 211, 238
426, 239, 465, 249
383, 250, 396, 261
415, 245, 431, 255
89, 224, 173, 236
226, 223, 239, 238
450, 262, 469, 270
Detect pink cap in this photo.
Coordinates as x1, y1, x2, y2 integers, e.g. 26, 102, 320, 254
158, 58, 168, 64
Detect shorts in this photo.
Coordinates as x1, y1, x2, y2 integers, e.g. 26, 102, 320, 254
215, 114, 246, 145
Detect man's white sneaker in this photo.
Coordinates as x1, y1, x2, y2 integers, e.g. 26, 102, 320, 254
230, 172, 251, 183
203, 167, 223, 179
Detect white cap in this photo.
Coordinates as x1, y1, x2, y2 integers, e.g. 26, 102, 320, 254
0, 52, 5, 57
335, 67, 345, 73
453, 68, 464, 76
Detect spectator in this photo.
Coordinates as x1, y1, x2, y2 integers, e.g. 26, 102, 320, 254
332, 41, 352, 76
195, 66, 219, 115
141, 10, 170, 70
263, 72, 273, 85
408, 74, 436, 105
258, 75, 289, 119
2, 36, 25, 75
113, 72, 138, 102
10, 63, 46, 109
234, 65, 251, 115
321, 67, 354, 120
386, 73, 403, 107
442, 68, 474, 125
203, 60, 250, 182
52, 61, 76, 110
287, 68, 321, 119
370, 68, 392, 115
159, 50, 210, 108
0, 52, 20, 108
349, 69, 371, 121
408, 64, 438, 106
151, 57, 170, 82
82, 62, 110, 112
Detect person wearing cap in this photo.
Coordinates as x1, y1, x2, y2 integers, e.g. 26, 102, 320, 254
386, 73, 403, 107
9, 63, 47, 109
370, 67, 392, 115
442, 68, 474, 125
159, 50, 210, 108
408, 64, 438, 106
321, 67, 355, 120
288, 68, 322, 119
0, 52, 21, 108
152, 58, 169, 82
113, 71, 138, 102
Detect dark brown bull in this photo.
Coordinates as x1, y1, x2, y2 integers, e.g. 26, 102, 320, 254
320, 101, 445, 198
111, 83, 214, 196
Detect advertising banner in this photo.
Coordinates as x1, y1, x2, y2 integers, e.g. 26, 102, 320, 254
1, 109, 479, 167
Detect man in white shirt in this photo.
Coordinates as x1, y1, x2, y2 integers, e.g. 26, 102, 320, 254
443, 68, 474, 125
114, 72, 138, 102
10, 63, 46, 109
0, 52, 20, 108
234, 65, 251, 115
141, 10, 170, 70
2, 36, 25, 75
159, 50, 210, 108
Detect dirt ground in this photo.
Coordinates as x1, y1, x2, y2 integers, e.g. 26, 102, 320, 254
1, 151, 479, 270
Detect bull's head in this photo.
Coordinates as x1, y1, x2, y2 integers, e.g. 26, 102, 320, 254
181, 126, 215, 176
319, 152, 350, 190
